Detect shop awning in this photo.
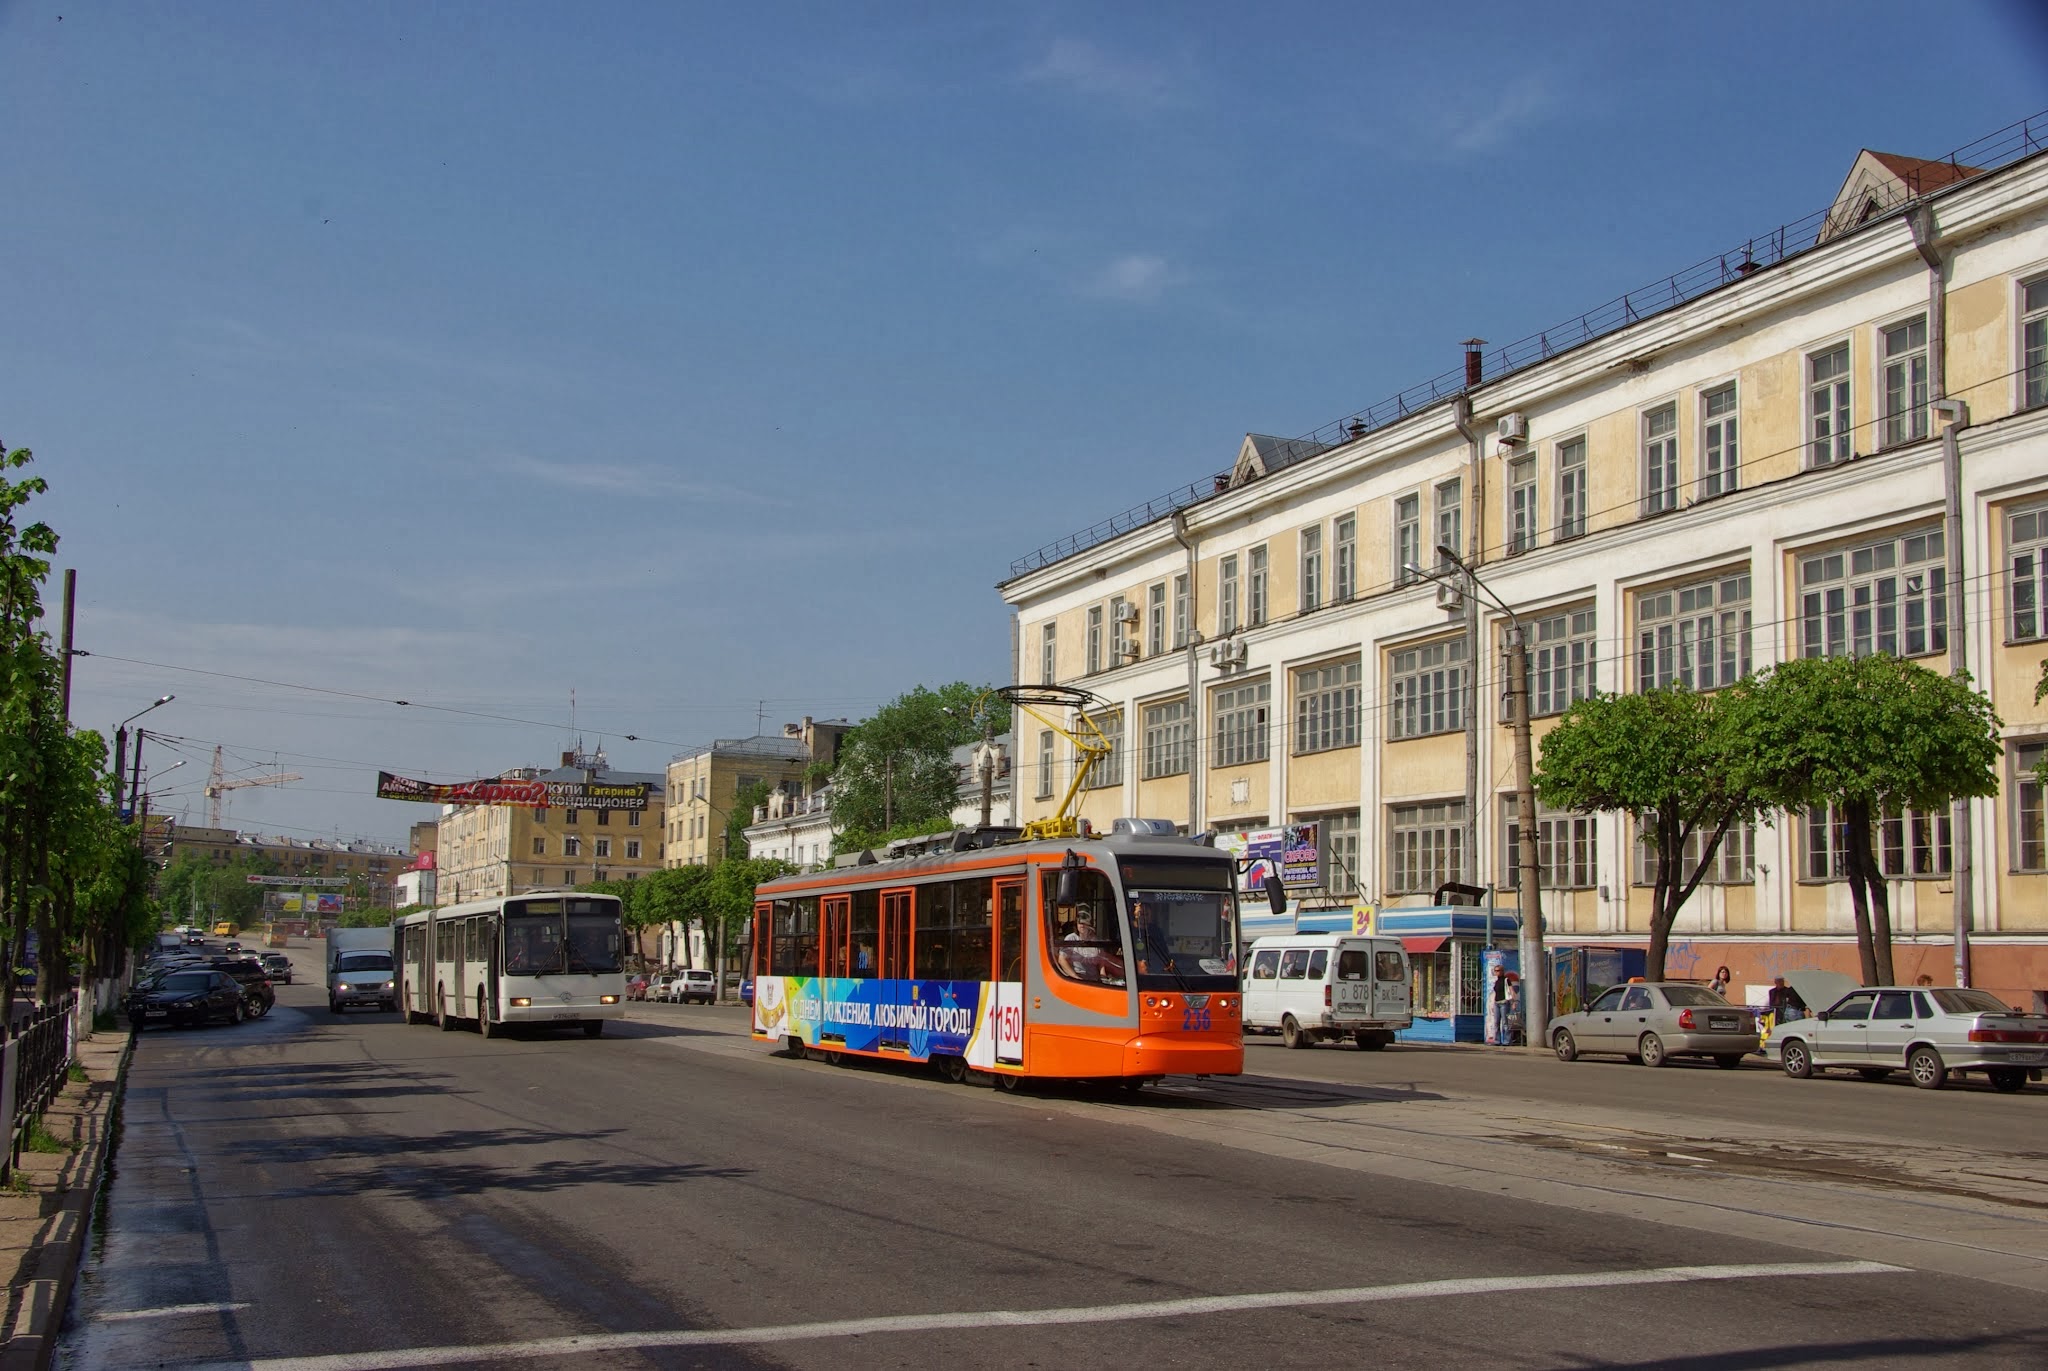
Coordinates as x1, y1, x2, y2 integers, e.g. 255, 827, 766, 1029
1401, 936, 1447, 954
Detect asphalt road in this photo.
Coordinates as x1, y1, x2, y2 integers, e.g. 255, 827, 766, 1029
55, 946, 2048, 1370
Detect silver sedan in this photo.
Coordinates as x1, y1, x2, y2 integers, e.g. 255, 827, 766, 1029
1766, 986, 2048, 1091
1550, 982, 1758, 1069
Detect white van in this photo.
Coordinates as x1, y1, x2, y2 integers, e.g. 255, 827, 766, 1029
1243, 934, 1411, 1049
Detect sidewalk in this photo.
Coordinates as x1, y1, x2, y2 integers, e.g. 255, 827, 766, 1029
0, 1027, 133, 1371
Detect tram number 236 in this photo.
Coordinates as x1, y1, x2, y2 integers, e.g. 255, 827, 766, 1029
1180, 1005, 1212, 1031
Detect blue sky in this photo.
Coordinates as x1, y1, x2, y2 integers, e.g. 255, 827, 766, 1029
4, 2, 2044, 845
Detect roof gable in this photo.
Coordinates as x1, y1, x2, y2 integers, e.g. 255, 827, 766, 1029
1820, 148, 1987, 243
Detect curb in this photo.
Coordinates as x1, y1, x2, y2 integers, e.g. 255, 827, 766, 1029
0, 1028, 135, 1371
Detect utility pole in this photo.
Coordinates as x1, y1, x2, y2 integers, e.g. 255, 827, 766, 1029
58, 569, 75, 721
1935, 397, 1972, 986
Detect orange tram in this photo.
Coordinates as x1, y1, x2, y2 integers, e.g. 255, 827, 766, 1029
749, 820, 1249, 1089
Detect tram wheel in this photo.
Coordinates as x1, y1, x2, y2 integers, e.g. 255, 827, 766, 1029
994, 1071, 1024, 1092
939, 1055, 969, 1084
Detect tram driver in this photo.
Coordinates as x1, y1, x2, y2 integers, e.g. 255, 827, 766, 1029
1055, 905, 1125, 986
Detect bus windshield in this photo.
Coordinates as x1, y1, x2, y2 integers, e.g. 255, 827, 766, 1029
1118, 856, 1238, 991
505, 898, 623, 976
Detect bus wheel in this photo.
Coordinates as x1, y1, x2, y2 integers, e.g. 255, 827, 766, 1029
437, 990, 457, 1032
938, 1055, 968, 1084
583, 1019, 605, 1038
478, 990, 498, 1039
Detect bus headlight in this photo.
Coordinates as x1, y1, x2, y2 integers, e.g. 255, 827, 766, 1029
510, 997, 532, 1007
599, 995, 620, 1005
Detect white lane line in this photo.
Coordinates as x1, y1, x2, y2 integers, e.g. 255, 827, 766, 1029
99, 1302, 252, 1323
179, 1259, 1904, 1371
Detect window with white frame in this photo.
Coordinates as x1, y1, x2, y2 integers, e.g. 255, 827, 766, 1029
2008, 504, 2048, 642
1805, 804, 1950, 879
1085, 605, 1103, 674
1219, 554, 1240, 634
1333, 514, 1357, 601
1395, 495, 1421, 584
1247, 546, 1268, 627
1808, 343, 1853, 467
1434, 480, 1462, 566
1300, 526, 1323, 613
1701, 383, 1738, 498
1082, 711, 1124, 788
1109, 595, 1132, 665
1036, 731, 1054, 800
1638, 573, 1751, 690
2014, 739, 2046, 871
1388, 801, 1464, 895
625, 839, 642, 860
1503, 798, 1597, 889
1633, 818, 1754, 886
1308, 810, 1361, 895
1881, 315, 1929, 447
1212, 678, 1271, 767
1389, 637, 1467, 739
1141, 698, 1191, 779
1147, 582, 1166, 657
1555, 437, 1586, 541
596, 838, 612, 859
1798, 527, 1945, 659
564, 835, 582, 857
1508, 454, 1536, 555
1641, 403, 1678, 515
1293, 657, 1362, 754
1531, 606, 1597, 716
1172, 574, 1189, 648
2025, 278, 2048, 411
531, 836, 545, 856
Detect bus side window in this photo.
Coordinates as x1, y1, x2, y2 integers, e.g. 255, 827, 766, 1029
1307, 949, 1329, 979
1250, 950, 1279, 980
1278, 950, 1309, 980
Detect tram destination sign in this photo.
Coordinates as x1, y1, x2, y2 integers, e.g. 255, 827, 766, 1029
375, 771, 652, 811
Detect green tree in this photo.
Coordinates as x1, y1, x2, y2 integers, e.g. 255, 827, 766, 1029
636, 864, 713, 967
708, 856, 794, 987
1725, 655, 2002, 985
156, 850, 279, 930
1534, 688, 1766, 981
828, 683, 1006, 854
726, 778, 772, 857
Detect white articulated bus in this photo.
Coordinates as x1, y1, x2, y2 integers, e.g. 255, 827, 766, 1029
393, 892, 626, 1038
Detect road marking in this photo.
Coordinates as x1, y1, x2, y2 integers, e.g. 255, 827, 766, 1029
99, 1302, 252, 1323
178, 1260, 1903, 1371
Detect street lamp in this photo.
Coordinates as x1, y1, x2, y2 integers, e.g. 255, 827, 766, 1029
1405, 544, 1547, 1050
111, 695, 174, 815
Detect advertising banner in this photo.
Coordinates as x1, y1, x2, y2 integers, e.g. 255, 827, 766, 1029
246, 875, 348, 887
315, 894, 344, 914
1218, 823, 1329, 890
375, 771, 651, 811
753, 976, 991, 1063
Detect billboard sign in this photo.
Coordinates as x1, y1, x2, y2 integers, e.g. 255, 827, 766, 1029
1215, 822, 1329, 890
375, 771, 651, 811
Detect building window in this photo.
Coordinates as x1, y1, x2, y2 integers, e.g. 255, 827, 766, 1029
531, 837, 545, 856
1212, 679, 1271, 768
2025, 278, 2048, 410
1633, 819, 1754, 885
1247, 546, 1268, 627
1036, 731, 1054, 800
1388, 801, 1464, 896
564, 836, 582, 857
1555, 437, 1586, 542
1300, 526, 1323, 613
1395, 495, 1420, 585
564, 870, 575, 884
1333, 514, 1357, 601
1638, 573, 1751, 690
628, 810, 640, 827
1172, 574, 1189, 649
1798, 527, 1945, 659
595, 809, 609, 826
1219, 555, 1240, 634
1082, 712, 1125, 789
1881, 316, 1929, 447
1504, 799, 1597, 889
1313, 810, 1361, 896
1701, 383, 1738, 498
1041, 621, 1057, 684
1141, 698, 1192, 779
2015, 740, 2046, 871
1086, 605, 1104, 674
565, 809, 580, 825
1434, 480, 1461, 565
1293, 657, 1362, 754
1531, 606, 1597, 716
535, 807, 547, 824
626, 839, 642, 860
1805, 804, 1951, 879
1389, 637, 1467, 740
1147, 582, 1167, 656
2009, 504, 2048, 641
595, 838, 612, 859
1110, 596, 1133, 665
1641, 403, 1678, 515
1808, 343, 1852, 468
1507, 455, 1536, 555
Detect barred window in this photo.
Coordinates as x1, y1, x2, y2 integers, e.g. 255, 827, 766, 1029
1141, 698, 1192, 779
1798, 527, 1945, 659
1531, 606, 1597, 717
1701, 383, 1738, 498
1503, 799, 1597, 890
1300, 526, 1323, 613
1081, 711, 1125, 789
1642, 403, 1678, 515
2009, 505, 2048, 642
2014, 740, 2046, 871
1390, 638, 1467, 739
1333, 514, 1357, 601
1213, 679, 1271, 768
1389, 801, 1464, 896
1638, 573, 1751, 690
1147, 582, 1167, 657
1555, 437, 1587, 541
1805, 804, 1951, 880
1293, 658, 1362, 754
1633, 819, 1754, 886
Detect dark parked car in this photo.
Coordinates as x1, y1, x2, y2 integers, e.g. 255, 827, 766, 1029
130, 970, 248, 1029
259, 952, 293, 985
208, 956, 276, 1018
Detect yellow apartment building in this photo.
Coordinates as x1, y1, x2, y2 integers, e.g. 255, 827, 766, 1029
435, 749, 665, 904
664, 718, 850, 867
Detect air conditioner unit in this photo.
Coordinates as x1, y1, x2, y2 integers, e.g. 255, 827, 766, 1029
1226, 639, 1248, 667
1117, 636, 1140, 662
1112, 602, 1139, 624
1497, 412, 1528, 445
1208, 641, 1229, 668
1435, 580, 1465, 612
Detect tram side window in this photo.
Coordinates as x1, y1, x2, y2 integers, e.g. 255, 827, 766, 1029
951, 880, 992, 982
1278, 949, 1310, 980
1250, 950, 1280, 980
1041, 867, 1126, 987
850, 889, 880, 978
772, 898, 818, 976
1336, 949, 1367, 981
1307, 949, 1328, 978
914, 882, 956, 980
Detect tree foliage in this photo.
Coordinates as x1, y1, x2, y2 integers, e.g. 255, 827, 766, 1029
1534, 688, 1765, 980
828, 683, 1007, 853
156, 849, 279, 929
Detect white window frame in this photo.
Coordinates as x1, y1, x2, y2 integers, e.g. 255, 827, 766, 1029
1797, 526, 1946, 660
1434, 479, 1462, 566
1808, 341, 1853, 468
1293, 657, 1362, 755
595, 838, 612, 859
1805, 803, 1951, 880
2010, 503, 2048, 642
2015, 738, 2046, 872
1507, 454, 1536, 555
1641, 402, 1678, 515
1700, 382, 1738, 498
625, 839, 642, 860
1141, 697, 1191, 779
1300, 525, 1323, 614
1219, 554, 1240, 634
1247, 545, 1268, 627
1040, 622, 1057, 685
1389, 637, 1467, 740
1880, 314, 1929, 448
1333, 514, 1357, 601
1304, 809, 1361, 896
1081, 711, 1125, 789
1109, 595, 1132, 665
1504, 797, 1597, 889
1172, 574, 1189, 648
2024, 276, 2048, 412
1036, 731, 1055, 800
1147, 582, 1167, 657
1637, 572, 1751, 690
1086, 604, 1103, 674
1632, 818, 1754, 886
1531, 606, 1597, 717
1394, 494, 1421, 585
1388, 801, 1464, 896
1555, 436, 1586, 542
1212, 678, 1271, 768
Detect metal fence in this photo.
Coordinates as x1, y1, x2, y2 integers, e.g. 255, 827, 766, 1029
1, 993, 79, 1186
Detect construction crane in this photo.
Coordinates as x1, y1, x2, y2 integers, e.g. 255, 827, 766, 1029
206, 746, 302, 827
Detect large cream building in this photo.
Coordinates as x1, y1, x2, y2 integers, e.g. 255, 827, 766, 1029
436, 749, 666, 904
1000, 127, 2048, 1001
665, 718, 849, 867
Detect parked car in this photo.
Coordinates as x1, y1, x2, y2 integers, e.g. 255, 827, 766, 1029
645, 974, 676, 1002
626, 974, 650, 1002
129, 970, 248, 1029
209, 956, 276, 1018
674, 969, 717, 1005
1766, 985, 2048, 1091
259, 952, 293, 985
740, 977, 754, 1007
1549, 982, 1757, 1068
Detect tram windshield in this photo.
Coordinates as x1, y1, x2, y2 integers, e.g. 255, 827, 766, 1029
1118, 857, 1239, 992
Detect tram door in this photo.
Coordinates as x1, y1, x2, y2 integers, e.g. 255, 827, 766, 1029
821, 896, 850, 979
992, 877, 1025, 1066
880, 890, 913, 980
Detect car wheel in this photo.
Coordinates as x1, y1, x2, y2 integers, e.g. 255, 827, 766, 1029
1553, 1028, 1579, 1062
1713, 1054, 1745, 1070
1908, 1045, 1947, 1090
1281, 1015, 1310, 1049
1638, 1032, 1668, 1068
229, 1000, 244, 1025
1780, 1038, 1813, 1079
1857, 1067, 1891, 1082
1988, 1067, 2027, 1093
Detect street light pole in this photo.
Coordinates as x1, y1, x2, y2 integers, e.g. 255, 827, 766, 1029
111, 694, 174, 816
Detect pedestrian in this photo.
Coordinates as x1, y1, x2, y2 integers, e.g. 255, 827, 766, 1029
1765, 975, 1806, 1024
1709, 964, 1732, 997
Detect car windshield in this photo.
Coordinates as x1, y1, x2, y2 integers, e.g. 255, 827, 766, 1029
1662, 986, 1734, 1007
337, 953, 391, 973
1118, 855, 1239, 991
1929, 988, 2017, 1015
160, 973, 212, 993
